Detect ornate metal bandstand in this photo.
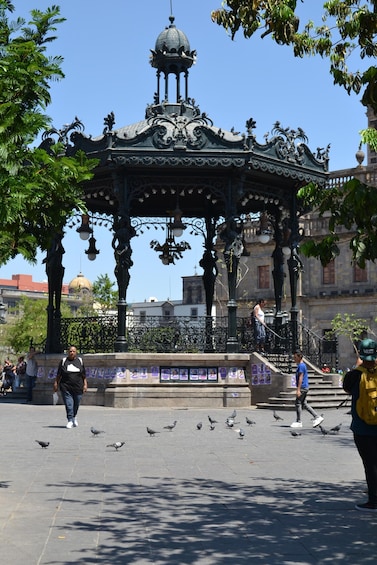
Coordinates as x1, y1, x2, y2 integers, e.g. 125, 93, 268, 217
43, 15, 329, 355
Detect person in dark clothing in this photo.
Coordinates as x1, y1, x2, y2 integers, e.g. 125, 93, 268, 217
343, 338, 377, 512
53, 346, 87, 429
1, 359, 15, 395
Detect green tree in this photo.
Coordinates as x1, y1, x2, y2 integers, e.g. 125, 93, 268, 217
0, 1, 97, 265
331, 312, 369, 355
3, 295, 70, 352
212, 1, 377, 110
212, 1, 377, 267
92, 274, 118, 314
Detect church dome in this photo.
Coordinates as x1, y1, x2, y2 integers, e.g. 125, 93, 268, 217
68, 272, 92, 295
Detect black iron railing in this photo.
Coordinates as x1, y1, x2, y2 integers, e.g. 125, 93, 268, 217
59, 315, 338, 371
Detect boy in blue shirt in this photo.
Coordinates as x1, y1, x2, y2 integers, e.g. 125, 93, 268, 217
291, 350, 324, 429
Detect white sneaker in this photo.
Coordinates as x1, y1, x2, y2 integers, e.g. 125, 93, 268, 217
312, 416, 324, 428
290, 422, 303, 428
66, 421, 74, 429
73, 418, 78, 427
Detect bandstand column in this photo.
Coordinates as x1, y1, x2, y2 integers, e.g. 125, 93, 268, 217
111, 176, 136, 353
44, 232, 65, 353
287, 194, 303, 352
199, 214, 218, 352
221, 218, 244, 353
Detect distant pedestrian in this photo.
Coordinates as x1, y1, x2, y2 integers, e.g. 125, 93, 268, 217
25, 347, 39, 403
1, 359, 16, 395
53, 346, 87, 429
15, 355, 26, 390
253, 299, 267, 352
290, 350, 324, 429
343, 338, 377, 512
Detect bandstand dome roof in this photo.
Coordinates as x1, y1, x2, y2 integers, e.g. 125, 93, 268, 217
155, 15, 190, 53
68, 272, 92, 293
150, 15, 196, 72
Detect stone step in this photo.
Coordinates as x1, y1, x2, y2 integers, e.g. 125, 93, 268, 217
256, 400, 350, 410
0, 389, 28, 403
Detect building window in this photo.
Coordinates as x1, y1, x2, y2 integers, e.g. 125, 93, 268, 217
139, 310, 146, 323
258, 265, 270, 289
322, 260, 335, 285
164, 309, 171, 320
190, 307, 198, 319
354, 264, 368, 283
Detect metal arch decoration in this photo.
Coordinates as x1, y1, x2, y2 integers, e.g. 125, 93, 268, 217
41, 116, 85, 149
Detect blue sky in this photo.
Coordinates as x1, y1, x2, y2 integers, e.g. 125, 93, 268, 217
1, 1, 368, 301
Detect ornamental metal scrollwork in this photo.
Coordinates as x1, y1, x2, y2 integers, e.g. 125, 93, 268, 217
265, 121, 309, 165
41, 116, 85, 148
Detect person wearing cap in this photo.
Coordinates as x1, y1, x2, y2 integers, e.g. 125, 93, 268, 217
343, 338, 377, 512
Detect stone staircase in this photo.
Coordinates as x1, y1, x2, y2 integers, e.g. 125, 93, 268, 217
256, 373, 350, 410
0, 388, 28, 403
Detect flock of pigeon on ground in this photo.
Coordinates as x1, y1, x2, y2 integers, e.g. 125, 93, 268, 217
34, 409, 344, 450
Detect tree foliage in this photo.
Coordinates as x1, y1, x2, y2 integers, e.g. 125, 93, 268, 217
331, 312, 369, 354
212, 1, 377, 111
92, 274, 118, 314
3, 295, 70, 352
212, 1, 377, 267
0, 1, 97, 265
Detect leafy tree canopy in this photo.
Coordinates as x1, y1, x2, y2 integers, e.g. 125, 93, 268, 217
212, 1, 377, 112
92, 274, 118, 314
212, 1, 377, 267
0, 1, 97, 266
3, 295, 71, 353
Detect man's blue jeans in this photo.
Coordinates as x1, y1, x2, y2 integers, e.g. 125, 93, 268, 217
61, 389, 83, 422
26, 375, 37, 401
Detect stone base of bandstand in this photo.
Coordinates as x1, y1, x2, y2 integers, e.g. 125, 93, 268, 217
32, 352, 292, 409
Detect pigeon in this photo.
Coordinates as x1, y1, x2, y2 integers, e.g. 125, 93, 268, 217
209, 424, 215, 431
147, 427, 160, 437
238, 428, 245, 439
90, 426, 105, 437
273, 411, 284, 421
35, 440, 49, 449
246, 417, 256, 426
163, 420, 177, 431
226, 417, 234, 428
329, 423, 342, 434
318, 425, 329, 436
290, 430, 301, 437
106, 441, 125, 451
229, 409, 237, 419
208, 415, 218, 425
196, 422, 202, 430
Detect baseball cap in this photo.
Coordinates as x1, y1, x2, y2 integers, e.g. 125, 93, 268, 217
358, 338, 377, 361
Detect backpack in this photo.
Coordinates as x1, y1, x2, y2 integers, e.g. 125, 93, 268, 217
356, 366, 377, 425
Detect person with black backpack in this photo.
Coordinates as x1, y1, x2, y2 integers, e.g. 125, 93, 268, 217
53, 346, 87, 429
343, 338, 377, 512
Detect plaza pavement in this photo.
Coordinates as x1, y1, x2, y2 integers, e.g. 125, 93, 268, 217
1, 400, 376, 565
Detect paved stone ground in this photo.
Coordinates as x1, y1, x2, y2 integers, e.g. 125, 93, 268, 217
1, 401, 376, 565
